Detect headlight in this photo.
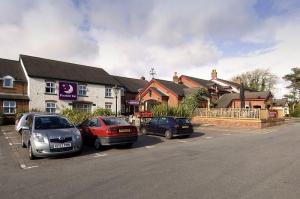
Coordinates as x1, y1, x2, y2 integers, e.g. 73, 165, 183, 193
75, 134, 81, 140
33, 133, 45, 142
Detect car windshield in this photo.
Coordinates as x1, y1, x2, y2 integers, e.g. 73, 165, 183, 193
34, 116, 74, 130
175, 118, 190, 125
102, 118, 129, 126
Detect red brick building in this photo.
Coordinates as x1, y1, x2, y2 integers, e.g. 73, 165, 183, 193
0, 58, 29, 124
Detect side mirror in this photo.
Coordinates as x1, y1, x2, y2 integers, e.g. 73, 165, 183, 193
22, 126, 30, 130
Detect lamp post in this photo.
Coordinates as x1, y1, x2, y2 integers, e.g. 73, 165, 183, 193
113, 85, 119, 117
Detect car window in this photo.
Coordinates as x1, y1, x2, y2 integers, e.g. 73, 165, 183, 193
159, 117, 168, 125
89, 118, 100, 127
34, 116, 74, 130
102, 118, 129, 126
149, 118, 158, 125
175, 118, 190, 125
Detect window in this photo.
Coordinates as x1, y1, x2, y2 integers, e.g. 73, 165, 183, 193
149, 118, 159, 125
78, 84, 87, 96
73, 103, 92, 112
45, 102, 56, 113
105, 87, 112, 98
3, 101, 16, 114
159, 117, 168, 125
88, 118, 100, 127
3, 76, 14, 88
105, 102, 112, 111
45, 81, 56, 94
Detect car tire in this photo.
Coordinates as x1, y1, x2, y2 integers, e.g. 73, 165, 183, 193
165, 130, 173, 139
94, 139, 101, 150
29, 144, 36, 160
140, 127, 147, 135
21, 135, 26, 148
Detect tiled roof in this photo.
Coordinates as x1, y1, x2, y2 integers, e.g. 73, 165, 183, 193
215, 91, 272, 108
181, 75, 228, 92
20, 54, 120, 86
155, 79, 187, 96
151, 87, 168, 97
113, 76, 148, 93
272, 98, 288, 106
0, 58, 26, 82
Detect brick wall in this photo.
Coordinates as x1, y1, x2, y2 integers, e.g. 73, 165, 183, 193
192, 116, 285, 129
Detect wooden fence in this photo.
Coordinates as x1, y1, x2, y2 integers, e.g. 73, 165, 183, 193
193, 108, 261, 120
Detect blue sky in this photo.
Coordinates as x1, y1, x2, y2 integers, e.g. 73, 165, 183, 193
1, 0, 300, 97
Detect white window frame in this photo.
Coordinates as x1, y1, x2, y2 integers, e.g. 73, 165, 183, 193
45, 102, 56, 113
3, 101, 16, 114
105, 87, 112, 98
2, 76, 14, 88
73, 103, 92, 112
105, 102, 112, 111
78, 84, 87, 96
45, 81, 56, 94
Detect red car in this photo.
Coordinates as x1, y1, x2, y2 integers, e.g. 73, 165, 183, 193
78, 117, 138, 149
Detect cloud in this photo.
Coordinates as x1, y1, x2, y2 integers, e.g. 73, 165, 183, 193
1, 0, 300, 97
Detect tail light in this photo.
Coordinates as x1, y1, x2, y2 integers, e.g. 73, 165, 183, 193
107, 127, 118, 134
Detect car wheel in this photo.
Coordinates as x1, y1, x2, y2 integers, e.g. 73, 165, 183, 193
140, 127, 147, 135
94, 139, 101, 150
21, 135, 26, 148
165, 130, 173, 139
29, 144, 36, 160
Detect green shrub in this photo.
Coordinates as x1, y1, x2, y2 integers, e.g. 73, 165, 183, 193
290, 104, 300, 117
61, 108, 92, 125
92, 107, 113, 117
152, 104, 192, 119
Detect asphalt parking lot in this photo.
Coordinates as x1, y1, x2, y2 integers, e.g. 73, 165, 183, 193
0, 124, 277, 170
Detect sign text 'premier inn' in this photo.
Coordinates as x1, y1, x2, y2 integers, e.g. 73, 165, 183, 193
59, 82, 77, 100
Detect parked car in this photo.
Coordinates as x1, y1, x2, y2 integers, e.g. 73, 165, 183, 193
21, 114, 83, 160
78, 117, 138, 149
15, 112, 32, 133
140, 117, 193, 139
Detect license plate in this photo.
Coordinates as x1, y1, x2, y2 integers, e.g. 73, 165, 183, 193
53, 143, 72, 148
182, 126, 189, 129
119, 129, 131, 133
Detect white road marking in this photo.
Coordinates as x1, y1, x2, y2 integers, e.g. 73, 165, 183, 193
5, 136, 17, 139
94, 153, 108, 158
11, 142, 21, 145
204, 136, 213, 139
9, 143, 12, 146
224, 133, 232, 136
178, 140, 187, 143
145, 146, 155, 149
23, 166, 39, 170
20, 164, 26, 169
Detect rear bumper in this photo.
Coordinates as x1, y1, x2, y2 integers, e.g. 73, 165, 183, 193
99, 135, 138, 146
172, 128, 194, 137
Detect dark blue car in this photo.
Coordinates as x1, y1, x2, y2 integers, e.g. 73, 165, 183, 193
140, 117, 193, 139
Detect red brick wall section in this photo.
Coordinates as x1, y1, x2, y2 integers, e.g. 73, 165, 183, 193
192, 116, 285, 129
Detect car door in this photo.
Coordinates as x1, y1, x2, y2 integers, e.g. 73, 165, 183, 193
22, 115, 33, 147
147, 117, 159, 134
88, 118, 101, 137
157, 117, 168, 135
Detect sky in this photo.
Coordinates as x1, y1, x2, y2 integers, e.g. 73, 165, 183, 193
1, 0, 300, 97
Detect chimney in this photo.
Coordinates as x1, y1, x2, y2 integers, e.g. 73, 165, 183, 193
173, 72, 179, 83
140, 76, 146, 81
211, 69, 217, 80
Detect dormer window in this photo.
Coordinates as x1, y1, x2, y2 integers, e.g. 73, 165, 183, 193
2, 75, 14, 88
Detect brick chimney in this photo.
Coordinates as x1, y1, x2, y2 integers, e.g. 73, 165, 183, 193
173, 72, 179, 83
211, 69, 217, 80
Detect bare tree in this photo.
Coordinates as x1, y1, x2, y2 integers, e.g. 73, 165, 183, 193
231, 69, 278, 92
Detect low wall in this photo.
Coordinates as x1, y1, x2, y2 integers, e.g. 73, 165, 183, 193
192, 116, 285, 129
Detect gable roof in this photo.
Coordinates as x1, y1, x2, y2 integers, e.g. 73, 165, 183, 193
181, 75, 228, 92
0, 58, 26, 82
215, 91, 272, 108
113, 76, 148, 93
272, 98, 288, 106
20, 54, 120, 86
155, 79, 187, 96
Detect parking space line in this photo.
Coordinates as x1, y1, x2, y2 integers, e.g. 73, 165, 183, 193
3, 132, 15, 135
204, 136, 213, 139
178, 140, 187, 143
93, 153, 108, 158
224, 133, 231, 136
5, 136, 17, 139
145, 146, 155, 149
10, 142, 21, 145
20, 164, 39, 170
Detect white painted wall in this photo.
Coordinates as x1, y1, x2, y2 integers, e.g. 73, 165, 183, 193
28, 77, 121, 113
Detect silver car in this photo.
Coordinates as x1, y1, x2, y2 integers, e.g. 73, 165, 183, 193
15, 112, 33, 133
21, 114, 83, 160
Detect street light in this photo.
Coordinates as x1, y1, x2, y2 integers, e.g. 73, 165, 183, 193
113, 85, 119, 117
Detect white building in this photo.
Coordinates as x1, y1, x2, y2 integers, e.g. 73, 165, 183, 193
19, 54, 121, 114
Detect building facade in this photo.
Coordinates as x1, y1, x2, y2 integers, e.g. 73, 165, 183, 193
0, 58, 29, 123
20, 55, 121, 114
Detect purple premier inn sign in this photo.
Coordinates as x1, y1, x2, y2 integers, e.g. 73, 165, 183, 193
59, 81, 77, 100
